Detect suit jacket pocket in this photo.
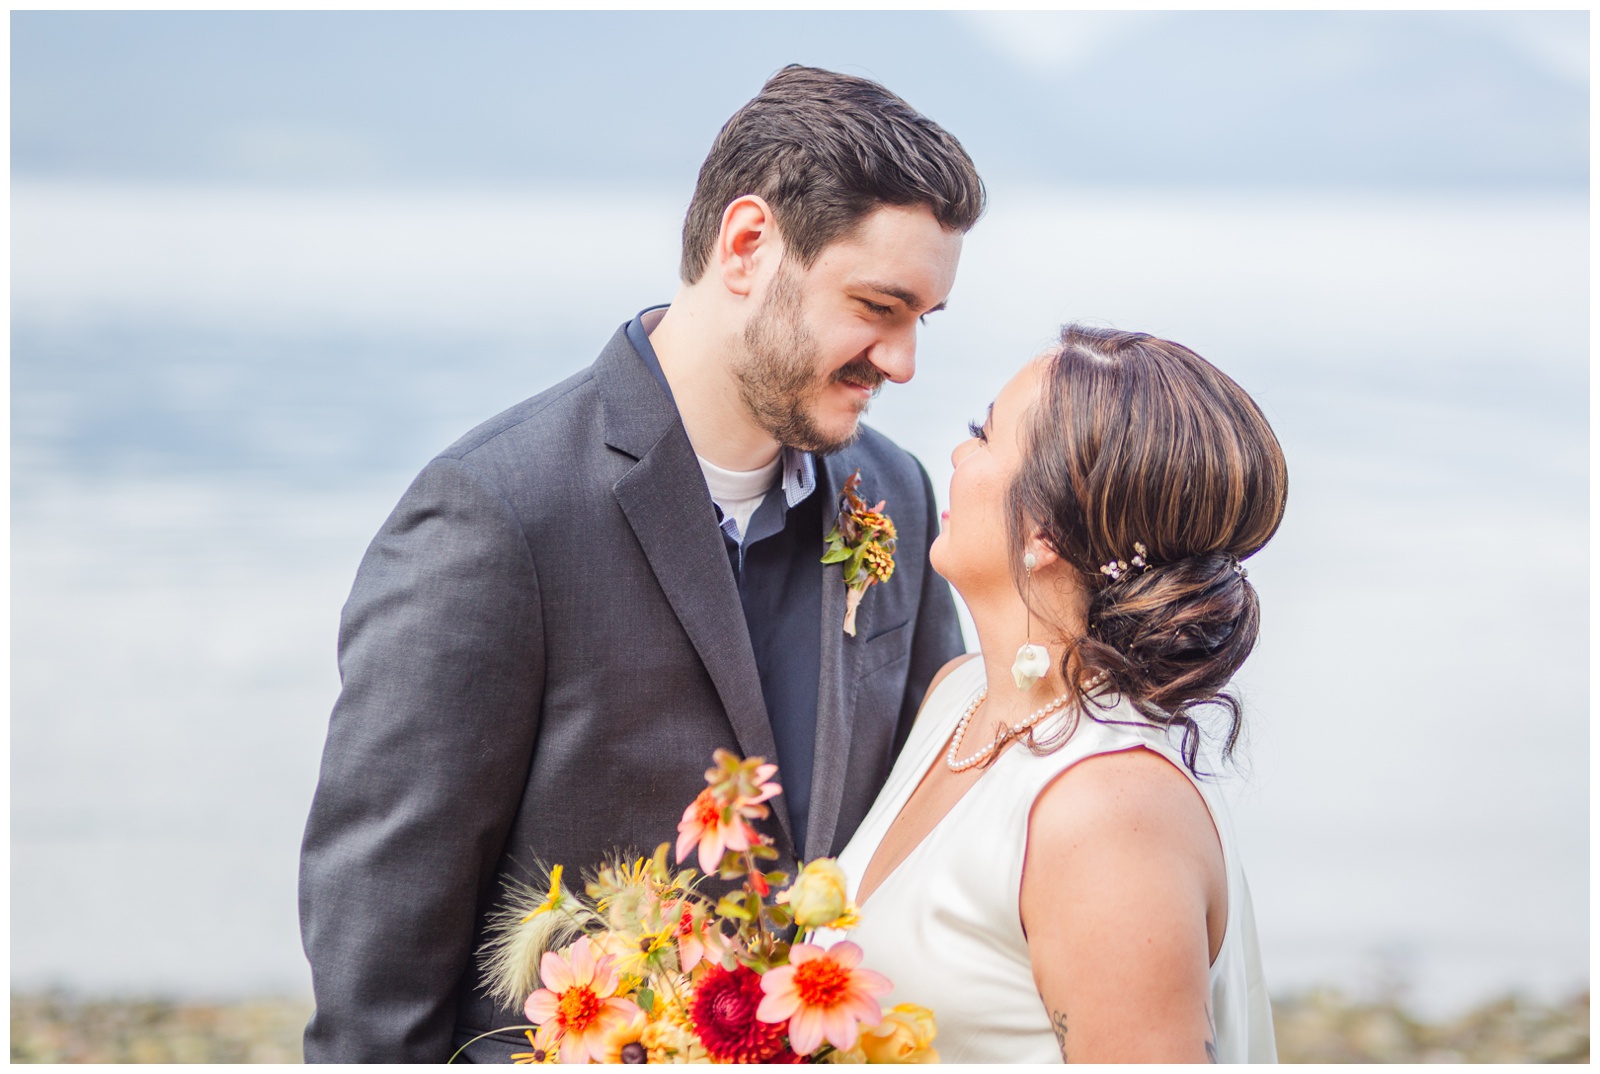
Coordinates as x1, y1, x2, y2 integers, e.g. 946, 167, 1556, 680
855, 618, 911, 679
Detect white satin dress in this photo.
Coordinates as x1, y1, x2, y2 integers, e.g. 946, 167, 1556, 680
816, 657, 1277, 1063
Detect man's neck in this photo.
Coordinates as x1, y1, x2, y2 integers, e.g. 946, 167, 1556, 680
645, 295, 785, 473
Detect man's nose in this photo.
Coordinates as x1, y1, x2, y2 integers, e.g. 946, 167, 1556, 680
870, 328, 917, 385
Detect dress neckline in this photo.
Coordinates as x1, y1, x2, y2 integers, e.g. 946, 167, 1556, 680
851, 659, 1144, 912
853, 660, 998, 911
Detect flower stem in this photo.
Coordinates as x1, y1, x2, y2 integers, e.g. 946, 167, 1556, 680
446, 1024, 539, 1064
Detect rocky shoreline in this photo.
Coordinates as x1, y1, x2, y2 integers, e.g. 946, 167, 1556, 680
11, 989, 1589, 1063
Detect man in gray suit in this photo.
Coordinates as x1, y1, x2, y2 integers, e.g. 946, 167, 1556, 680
299, 65, 985, 1062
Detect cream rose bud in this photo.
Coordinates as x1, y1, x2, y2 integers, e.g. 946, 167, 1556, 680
784, 859, 850, 929
1011, 643, 1051, 689
859, 1004, 940, 1063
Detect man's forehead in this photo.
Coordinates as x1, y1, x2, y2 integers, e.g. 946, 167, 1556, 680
832, 226, 961, 291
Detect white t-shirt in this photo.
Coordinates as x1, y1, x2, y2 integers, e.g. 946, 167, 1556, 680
697, 453, 781, 544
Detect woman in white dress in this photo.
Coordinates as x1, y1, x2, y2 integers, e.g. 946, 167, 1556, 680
819, 324, 1286, 1062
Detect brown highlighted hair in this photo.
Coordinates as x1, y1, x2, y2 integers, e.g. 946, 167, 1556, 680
679, 65, 985, 284
1011, 324, 1289, 772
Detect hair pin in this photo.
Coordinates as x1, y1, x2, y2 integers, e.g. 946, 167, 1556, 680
1099, 542, 1151, 582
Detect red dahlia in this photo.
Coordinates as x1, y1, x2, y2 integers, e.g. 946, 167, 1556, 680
689, 963, 788, 1062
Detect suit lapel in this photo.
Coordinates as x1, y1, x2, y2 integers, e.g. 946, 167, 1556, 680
804, 452, 865, 861
596, 328, 794, 854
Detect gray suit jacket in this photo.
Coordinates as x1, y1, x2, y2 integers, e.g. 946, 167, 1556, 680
299, 324, 965, 1062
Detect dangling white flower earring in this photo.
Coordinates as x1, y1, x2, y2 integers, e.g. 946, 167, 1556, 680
1012, 551, 1052, 690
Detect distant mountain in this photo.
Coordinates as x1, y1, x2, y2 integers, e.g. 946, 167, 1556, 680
11, 10, 1587, 190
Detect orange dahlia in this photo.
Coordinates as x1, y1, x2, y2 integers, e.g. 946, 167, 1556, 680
756, 941, 892, 1056
522, 936, 641, 1064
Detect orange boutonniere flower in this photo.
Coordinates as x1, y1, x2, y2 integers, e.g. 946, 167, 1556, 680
822, 470, 898, 636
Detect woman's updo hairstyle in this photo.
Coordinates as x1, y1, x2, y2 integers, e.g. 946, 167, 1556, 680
1010, 324, 1288, 771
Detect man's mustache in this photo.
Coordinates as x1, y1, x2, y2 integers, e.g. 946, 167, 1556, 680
831, 359, 886, 393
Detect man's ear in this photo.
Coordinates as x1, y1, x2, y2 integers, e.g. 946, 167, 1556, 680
715, 195, 780, 298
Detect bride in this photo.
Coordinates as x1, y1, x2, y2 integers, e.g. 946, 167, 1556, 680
818, 324, 1286, 1063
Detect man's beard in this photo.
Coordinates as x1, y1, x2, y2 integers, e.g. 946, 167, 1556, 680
734, 267, 884, 457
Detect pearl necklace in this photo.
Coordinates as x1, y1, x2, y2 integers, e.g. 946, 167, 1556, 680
945, 671, 1111, 772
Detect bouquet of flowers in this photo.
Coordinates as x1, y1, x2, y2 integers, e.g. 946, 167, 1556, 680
465, 750, 938, 1064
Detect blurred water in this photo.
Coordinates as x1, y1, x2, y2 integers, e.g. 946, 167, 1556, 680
10, 181, 1587, 1017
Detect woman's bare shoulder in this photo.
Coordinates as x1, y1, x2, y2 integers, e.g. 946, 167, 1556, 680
1029, 745, 1216, 858
1021, 746, 1222, 1063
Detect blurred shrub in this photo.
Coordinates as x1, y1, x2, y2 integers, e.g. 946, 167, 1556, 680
10, 994, 311, 1063
1273, 988, 1589, 1063
9, 988, 1590, 1063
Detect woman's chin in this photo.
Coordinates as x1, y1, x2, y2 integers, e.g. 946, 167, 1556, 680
926, 534, 963, 590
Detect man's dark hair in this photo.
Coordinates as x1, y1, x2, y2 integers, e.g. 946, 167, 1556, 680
680, 65, 986, 283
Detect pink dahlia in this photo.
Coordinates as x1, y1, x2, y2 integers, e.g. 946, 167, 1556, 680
522, 936, 641, 1064
756, 941, 892, 1056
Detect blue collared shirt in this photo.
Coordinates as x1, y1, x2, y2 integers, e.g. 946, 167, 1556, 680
626, 308, 825, 854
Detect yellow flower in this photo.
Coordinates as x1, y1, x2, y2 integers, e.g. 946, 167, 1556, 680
861, 543, 895, 583
779, 859, 859, 931
856, 510, 896, 540
521, 864, 566, 922
509, 1028, 556, 1064
641, 1014, 712, 1064
589, 855, 663, 934
818, 1042, 868, 1063
601, 1007, 652, 1064
859, 1004, 939, 1063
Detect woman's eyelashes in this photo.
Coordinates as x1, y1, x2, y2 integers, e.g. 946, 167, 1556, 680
968, 403, 994, 443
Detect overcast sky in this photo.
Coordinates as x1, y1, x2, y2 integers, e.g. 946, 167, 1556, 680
12, 10, 1588, 191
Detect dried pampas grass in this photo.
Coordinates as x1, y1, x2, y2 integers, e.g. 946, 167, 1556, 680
477, 869, 592, 1012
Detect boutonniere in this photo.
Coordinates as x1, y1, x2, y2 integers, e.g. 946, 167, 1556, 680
821, 469, 897, 637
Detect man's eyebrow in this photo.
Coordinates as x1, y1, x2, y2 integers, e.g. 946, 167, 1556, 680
858, 281, 946, 315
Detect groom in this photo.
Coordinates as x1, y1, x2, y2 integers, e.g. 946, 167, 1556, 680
299, 65, 984, 1062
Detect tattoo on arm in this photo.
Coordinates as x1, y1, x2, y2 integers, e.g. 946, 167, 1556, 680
1050, 1009, 1068, 1061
